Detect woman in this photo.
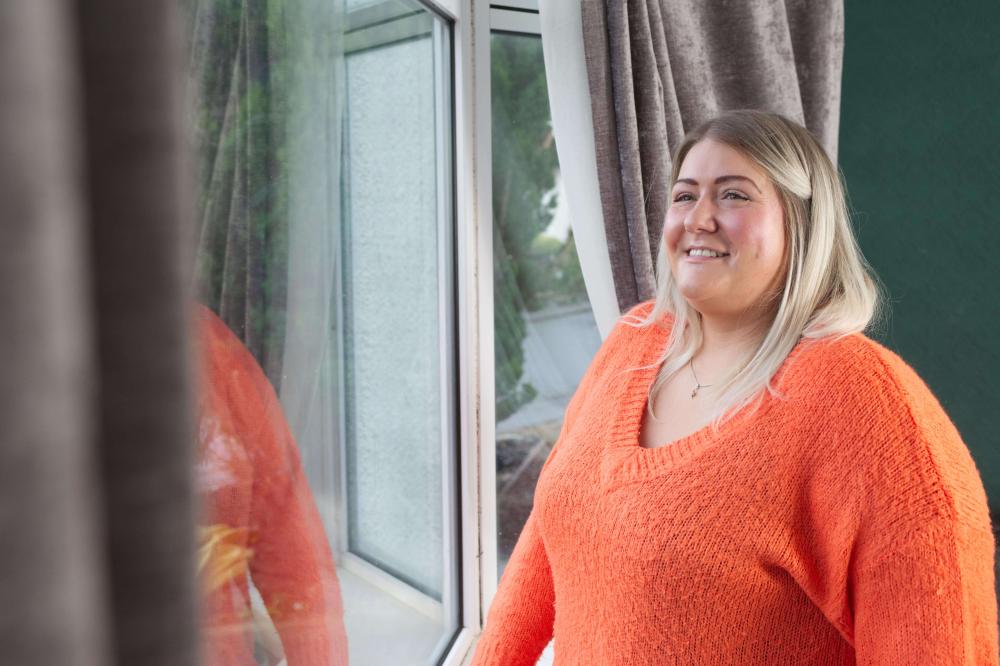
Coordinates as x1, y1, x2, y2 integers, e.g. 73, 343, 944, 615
471, 110, 998, 664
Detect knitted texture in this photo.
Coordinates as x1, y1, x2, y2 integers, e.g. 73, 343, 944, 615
472, 300, 998, 665
196, 304, 349, 665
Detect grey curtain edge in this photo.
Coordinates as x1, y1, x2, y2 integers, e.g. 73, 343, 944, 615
77, 1, 200, 664
0, 2, 111, 663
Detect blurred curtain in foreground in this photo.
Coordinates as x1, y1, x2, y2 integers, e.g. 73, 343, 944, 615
0, 2, 197, 665
579, 0, 844, 312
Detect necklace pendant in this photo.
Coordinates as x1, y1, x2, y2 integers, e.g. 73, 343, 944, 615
691, 387, 698, 399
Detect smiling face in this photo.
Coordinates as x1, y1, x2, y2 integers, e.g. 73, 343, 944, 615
664, 138, 788, 321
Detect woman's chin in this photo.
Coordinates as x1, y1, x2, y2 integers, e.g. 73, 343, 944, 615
676, 283, 722, 306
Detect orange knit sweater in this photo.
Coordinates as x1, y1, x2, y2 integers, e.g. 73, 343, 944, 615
472, 300, 998, 665
196, 304, 349, 665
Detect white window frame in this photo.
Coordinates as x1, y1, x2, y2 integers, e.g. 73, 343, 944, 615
335, 0, 561, 663
335, 2, 470, 664
447, 0, 487, 662
410, 0, 575, 662
475, 0, 546, 617
460, 2, 547, 664
489, 4, 541, 34
453, 1, 547, 664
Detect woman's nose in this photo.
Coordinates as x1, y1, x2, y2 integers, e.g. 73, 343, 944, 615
683, 196, 718, 234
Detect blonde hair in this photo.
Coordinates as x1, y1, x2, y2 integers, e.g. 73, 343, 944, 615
624, 109, 887, 429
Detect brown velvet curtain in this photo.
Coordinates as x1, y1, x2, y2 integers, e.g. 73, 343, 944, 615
581, 0, 844, 312
0, 2, 197, 664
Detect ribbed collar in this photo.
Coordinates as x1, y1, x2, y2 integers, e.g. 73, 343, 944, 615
601, 308, 812, 484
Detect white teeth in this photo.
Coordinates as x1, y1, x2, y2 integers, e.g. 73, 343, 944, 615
688, 248, 726, 258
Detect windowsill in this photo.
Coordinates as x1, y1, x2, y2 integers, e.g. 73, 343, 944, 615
461, 637, 554, 665
338, 565, 444, 664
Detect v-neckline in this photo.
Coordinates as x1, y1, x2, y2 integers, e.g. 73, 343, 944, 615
601, 308, 803, 483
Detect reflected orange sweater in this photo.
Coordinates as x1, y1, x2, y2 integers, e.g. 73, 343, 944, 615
472, 300, 998, 665
196, 304, 349, 665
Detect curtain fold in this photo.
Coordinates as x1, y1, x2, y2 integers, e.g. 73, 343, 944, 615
1, 1, 198, 664
0, 3, 111, 663
580, 0, 844, 312
76, 1, 199, 663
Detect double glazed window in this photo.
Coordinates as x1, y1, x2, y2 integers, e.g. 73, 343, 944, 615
187, 0, 457, 663
184, 0, 598, 663
341, 2, 458, 662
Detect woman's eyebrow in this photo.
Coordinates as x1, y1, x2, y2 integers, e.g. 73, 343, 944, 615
674, 175, 762, 194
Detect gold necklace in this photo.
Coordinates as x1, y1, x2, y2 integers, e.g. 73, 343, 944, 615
688, 359, 713, 399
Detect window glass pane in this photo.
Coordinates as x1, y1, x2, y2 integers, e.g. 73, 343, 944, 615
345, 22, 443, 599
490, 31, 601, 576
184, 1, 458, 663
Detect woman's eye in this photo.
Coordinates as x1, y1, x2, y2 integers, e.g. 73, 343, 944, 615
673, 192, 694, 203
722, 191, 749, 201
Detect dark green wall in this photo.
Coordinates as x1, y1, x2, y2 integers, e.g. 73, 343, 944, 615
839, 2, 1000, 526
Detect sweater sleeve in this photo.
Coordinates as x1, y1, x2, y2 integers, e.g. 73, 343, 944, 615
221, 321, 350, 665
470, 507, 556, 666
848, 345, 999, 664
470, 389, 588, 665
471, 300, 657, 665
851, 516, 998, 665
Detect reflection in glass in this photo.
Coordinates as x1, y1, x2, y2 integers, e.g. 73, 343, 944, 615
184, 0, 458, 663
196, 305, 349, 665
490, 31, 601, 576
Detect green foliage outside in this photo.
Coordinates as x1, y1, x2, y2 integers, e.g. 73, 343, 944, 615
491, 33, 587, 421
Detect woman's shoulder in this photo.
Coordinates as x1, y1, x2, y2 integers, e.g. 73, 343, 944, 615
614, 299, 673, 338
787, 335, 992, 570
783, 331, 966, 451
785, 332, 919, 395
567, 299, 670, 392
603, 299, 673, 357
622, 298, 658, 320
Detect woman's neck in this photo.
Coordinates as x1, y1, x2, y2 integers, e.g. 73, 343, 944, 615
693, 311, 771, 377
